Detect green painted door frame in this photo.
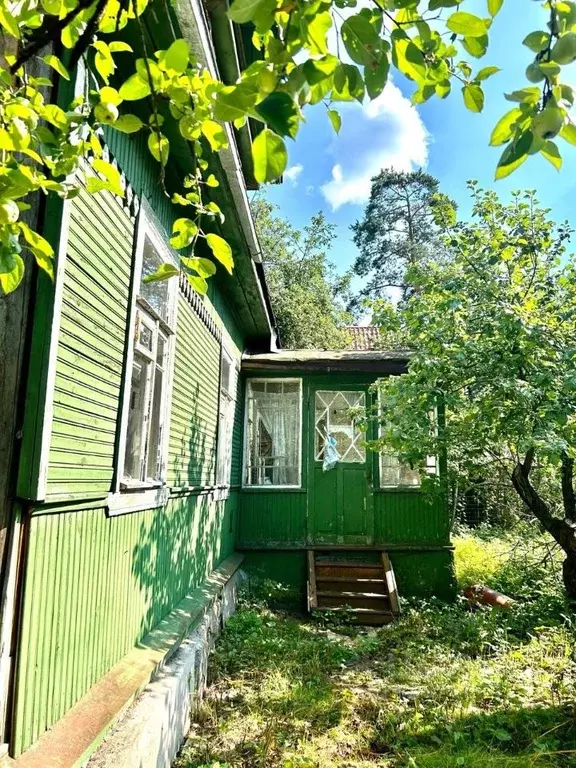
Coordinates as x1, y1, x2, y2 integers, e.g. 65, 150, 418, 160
307, 380, 375, 546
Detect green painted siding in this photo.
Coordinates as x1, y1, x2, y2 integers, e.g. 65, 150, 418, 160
168, 295, 220, 488
12, 494, 236, 756
374, 491, 450, 546
238, 491, 307, 547
237, 372, 451, 550
45, 181, 134, 499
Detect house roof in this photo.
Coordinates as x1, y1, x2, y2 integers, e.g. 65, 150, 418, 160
242, 349, 413, 374
345, 325, 382, 351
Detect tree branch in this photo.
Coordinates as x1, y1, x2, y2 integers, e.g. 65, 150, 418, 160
512, 461, 576, 556
561, 451, 576, 523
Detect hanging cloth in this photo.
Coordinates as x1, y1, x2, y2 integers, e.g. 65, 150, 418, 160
323, 434, 340, 472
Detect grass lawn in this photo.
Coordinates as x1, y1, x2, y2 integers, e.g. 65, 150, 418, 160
176, 530, 576, 767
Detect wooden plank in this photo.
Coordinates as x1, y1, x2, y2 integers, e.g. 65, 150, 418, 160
382, 552, 400, 615
307, 550, 317, 611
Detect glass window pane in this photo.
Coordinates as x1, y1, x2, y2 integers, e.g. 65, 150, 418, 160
156, 334, 166, 367
221, 354, 232, 395
124, 354, 152, 481
314, 391, 365, 464
245, 380, 301, 486
146, 365, 164, 481
138, 316, 153, 353
140, 236, 170, 320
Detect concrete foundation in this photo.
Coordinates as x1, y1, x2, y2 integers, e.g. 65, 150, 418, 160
87, 569, 243, 768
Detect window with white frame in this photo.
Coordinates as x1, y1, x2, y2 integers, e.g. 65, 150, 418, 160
244, 379, 302, 487
121, 221, 177, 487
379, 398, 438, 488
380, 454, 437, 488
216, 346, 236, 486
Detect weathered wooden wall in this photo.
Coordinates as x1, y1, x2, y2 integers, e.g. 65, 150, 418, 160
11, 494, 236, 755
10, 123, 247, 755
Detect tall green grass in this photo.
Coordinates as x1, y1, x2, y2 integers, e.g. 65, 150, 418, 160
177, 529, 576, 768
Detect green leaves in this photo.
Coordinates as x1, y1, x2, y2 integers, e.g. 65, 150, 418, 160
228, 0, 272, 24
487, 0, 503, 17
251, 128, 287, 184
462, 84, 484, 113
87, 159, 124, 197
495, 131, 533, 180
523, 31, 550, 53
490, 108, 524, 146
148, 132, 169, 166
164, 39, 190, 73
42, 54, 69, 80
143, 262, 179, 283
170, 219, 199, 249
560, 122, 576, 146
112, 114, 144, 134
206, 233, 233, 274
255, 93, 300, 138
446, 12, 489, 38
181, 256, 217, 278
0, 247, 24, 295
327, 109, 341, 134
119, 74, 151, 101
341, 15, 381, 66
201, 120, 229, 151
541, 140, 562, 171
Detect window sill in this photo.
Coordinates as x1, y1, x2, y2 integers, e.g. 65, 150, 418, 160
375, 486, 423, 493
107, 486, 170, 517
241, 486, 306, 493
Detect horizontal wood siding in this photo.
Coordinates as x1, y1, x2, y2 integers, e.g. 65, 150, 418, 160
237, 491, 307, 546
167, 294, 220, 488
45, 183, 133, 499
374, 492, 450, 546
12, 493, 236, 756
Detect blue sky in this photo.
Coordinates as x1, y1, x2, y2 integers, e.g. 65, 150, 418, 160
255, 1, 576, 279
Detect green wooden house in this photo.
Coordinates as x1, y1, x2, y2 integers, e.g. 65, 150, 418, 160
0, 4, 454, 765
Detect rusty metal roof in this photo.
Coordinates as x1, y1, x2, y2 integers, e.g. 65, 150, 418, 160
345, 326, 382, 351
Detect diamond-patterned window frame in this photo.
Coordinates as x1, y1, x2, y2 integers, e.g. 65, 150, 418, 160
314, 390, 366, 464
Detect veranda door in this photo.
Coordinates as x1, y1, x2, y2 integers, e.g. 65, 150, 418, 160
310, 388, 373, 545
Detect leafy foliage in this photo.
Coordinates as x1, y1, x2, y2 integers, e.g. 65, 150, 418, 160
175, 531, 576, 768
372, 184, 576, 595
2, 0, 576, 295
253, 198, 352, 349
351, 169, 456, 306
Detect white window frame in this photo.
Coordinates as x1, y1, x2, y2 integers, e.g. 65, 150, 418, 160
378, 398, 438, 489
216, 345, 237, 489
242, 378, 303, 489
109, 202, 179, 511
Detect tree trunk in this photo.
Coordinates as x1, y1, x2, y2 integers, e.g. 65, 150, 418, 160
512, 460, 576, 599
563, 554, 576, 600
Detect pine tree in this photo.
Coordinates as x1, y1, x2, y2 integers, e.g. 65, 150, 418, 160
351, 169, 456, 305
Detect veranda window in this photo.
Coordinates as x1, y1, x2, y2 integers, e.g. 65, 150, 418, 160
216, 347, 236, 486
122, 226, 177, 487
244, 379, 302, 487
379, 400, 438, 488
380, 454, 437, 488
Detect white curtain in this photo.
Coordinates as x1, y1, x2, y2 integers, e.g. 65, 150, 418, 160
257, 391, 299, 485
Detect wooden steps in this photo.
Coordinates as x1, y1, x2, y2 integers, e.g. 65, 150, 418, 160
307, 551, 400, 625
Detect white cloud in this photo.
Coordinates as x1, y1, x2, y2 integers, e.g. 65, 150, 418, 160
284, 163, 304, 185
320, 83, 429, 211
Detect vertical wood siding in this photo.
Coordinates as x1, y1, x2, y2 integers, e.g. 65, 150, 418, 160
237, 491, 307, 546
374, 492, 450, 546
12, 494, 236, 756
45, 183, 134, 499
167, 295, 221, 488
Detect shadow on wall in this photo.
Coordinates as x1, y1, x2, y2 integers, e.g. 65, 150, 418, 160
170, 381, 216, 489
130, 389, 234, 643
